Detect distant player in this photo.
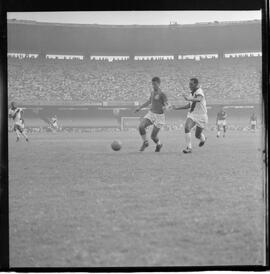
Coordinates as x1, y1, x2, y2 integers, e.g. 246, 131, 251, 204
172, 78, 207, 153
250, 112, 257, 132
216, 106, 227, 137
50, 114, 59, 131
8, 101, 29, 142
135, 77, 170, 152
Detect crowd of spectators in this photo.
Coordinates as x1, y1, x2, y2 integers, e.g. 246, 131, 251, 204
8, 56, 261, 104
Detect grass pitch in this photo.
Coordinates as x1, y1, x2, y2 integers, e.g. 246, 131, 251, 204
9, 129, 265, 267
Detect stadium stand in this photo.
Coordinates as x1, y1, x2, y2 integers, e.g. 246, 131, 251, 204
8, 56, 261, 104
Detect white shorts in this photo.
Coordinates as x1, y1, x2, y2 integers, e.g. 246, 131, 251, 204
217, 120, 227, 126
187, 113, 208, 129
14, 122, 25, 132
251, 121, 257, 126
144, 111, 165, 129
52, 122, 58, 128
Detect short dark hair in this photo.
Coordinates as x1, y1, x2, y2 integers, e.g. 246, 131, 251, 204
152, 77, 161, 83
190, 78, 199, 85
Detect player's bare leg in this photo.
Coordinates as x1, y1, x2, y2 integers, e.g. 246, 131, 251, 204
195, 126, 206, 147
21, 130, 29, 142
151, 126, 162, 152
223, 125, 226, 137
183, 118, 196, 153
15, 129, 20, 142
138, 118, 152, 151
217, 125, 221, 138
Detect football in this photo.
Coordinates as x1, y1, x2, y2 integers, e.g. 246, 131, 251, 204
111, 140, 122, 151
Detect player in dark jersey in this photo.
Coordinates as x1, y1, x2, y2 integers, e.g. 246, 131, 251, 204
216, 106, 227, 138
135, 77, 170, 152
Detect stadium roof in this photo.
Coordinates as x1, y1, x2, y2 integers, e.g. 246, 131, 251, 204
7, 19, 261, 55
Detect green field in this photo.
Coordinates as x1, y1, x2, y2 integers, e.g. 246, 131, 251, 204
9, 129, 265, 267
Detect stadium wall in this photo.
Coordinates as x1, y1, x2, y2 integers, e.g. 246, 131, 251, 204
18, 104, 262, 129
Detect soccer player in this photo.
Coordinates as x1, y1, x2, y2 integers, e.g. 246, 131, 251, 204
250, 112, 257, 132
216, 106, 227, 137
172, 78, 207, 153
135, 77, 170, 152
50, 114, 59, 131
8, 101, 29, 142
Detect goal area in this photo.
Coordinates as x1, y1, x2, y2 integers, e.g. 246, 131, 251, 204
120, 116, 141, 131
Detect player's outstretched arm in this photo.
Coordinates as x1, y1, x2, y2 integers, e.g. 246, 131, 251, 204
135, 99, 151, 112
172, 103, 190, 110
183, 94, 202, 102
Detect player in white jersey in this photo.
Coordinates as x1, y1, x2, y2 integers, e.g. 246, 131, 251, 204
172, 78, 208, 153
8, 102, 29, 142
250, 112, 257, 132
50, 114, 59, 131
52, 116, 58, 128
